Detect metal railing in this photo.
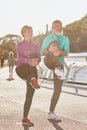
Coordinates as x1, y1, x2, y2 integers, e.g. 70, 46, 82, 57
38, 54, 87, 95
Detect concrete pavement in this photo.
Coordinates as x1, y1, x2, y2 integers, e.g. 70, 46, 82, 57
0, 96, 87, 130
0, 66, 87, 130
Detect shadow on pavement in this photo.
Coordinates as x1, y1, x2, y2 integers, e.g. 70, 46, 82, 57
23, 126, 30, 130
48, 119, 64, 130
23, 125, 34, 130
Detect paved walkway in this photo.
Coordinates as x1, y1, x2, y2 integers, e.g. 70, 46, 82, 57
0, 96, 87, 130
0, 66, 87, 130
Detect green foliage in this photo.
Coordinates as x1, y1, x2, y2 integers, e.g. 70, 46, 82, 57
63, 15, 87, 52
0, 46, 5, 58
0, 34, 21, 59
34, 15, 87, 53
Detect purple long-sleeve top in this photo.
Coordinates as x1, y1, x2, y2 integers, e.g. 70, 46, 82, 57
16, 39, 41, 66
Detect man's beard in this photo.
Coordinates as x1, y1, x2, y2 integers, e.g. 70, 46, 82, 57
54, 30, 63, 36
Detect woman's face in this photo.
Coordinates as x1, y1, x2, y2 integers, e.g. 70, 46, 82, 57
23, 28, 33, 40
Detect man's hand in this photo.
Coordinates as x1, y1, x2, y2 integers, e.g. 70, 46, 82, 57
53, 50, 61, 56
60, 51, 67, 56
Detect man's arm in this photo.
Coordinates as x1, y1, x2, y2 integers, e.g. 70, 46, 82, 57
60, 36, 70, 57
40, 36, 52, 56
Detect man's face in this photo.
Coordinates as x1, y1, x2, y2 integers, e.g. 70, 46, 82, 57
52, 22, 63, 35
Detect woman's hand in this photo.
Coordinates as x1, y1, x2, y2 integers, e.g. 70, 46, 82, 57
32, 59, 38, 66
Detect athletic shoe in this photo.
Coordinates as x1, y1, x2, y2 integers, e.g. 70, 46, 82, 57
22, 118, 34, 127
30, 78, 40, 89
48, 112, 61, 121
54, 67, 65, 80
6, 78, 11, 81
11, 78, 14, 80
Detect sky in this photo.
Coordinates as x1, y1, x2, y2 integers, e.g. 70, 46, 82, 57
0, 0, 87, 37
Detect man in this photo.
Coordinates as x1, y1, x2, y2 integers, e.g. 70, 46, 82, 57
40, 20, 70, 121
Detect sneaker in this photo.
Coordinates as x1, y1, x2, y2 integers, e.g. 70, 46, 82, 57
48, 112, 61, 121
30, 78, 40, 89
6, 78, 11, 81
11, 78, 14, 80
54, 67, 65, 80
22, 118, 34, 127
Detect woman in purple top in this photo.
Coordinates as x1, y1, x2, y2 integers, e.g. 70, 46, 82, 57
16, 25, 41, 127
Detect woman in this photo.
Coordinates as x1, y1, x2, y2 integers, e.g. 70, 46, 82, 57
16, 25, 41, 127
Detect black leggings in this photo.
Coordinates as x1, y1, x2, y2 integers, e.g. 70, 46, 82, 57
44, 52, 61, 70
23, 66, 37, 118
49, 72, 63, 112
